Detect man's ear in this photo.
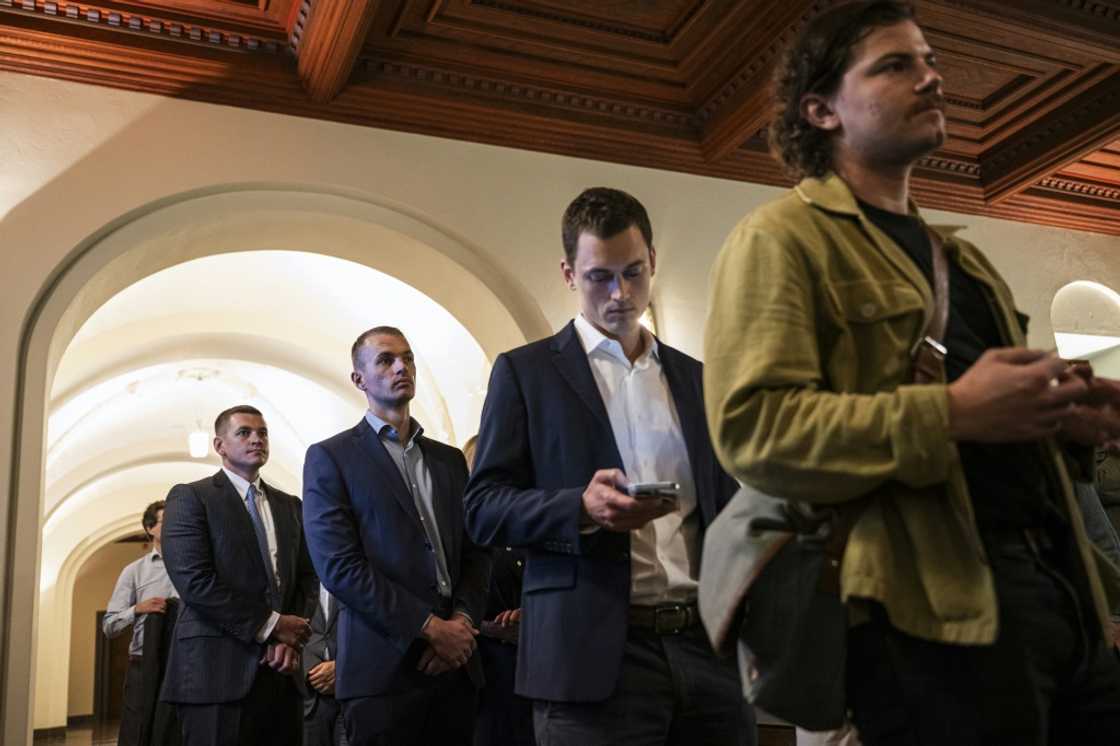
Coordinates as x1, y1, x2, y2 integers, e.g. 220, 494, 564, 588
801, 93, 841, 132
212, 436, 224, 458
561, 260, 576, 291
350, 370, 365, 392
648, 246, 657, 277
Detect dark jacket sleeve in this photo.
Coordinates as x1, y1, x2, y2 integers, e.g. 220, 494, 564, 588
302, 442, 433, 653
463, 353, 585, 554
450, 449, 491, 624
161, 483, 271, 643
291, 495, 320, 621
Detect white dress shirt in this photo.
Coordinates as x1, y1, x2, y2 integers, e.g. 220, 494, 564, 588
320, 586, 334, 660
573, 314, 701, 604
223, 467, 281, 642
102, 549, 179, 657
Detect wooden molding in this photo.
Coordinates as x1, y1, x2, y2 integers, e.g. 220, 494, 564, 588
0, 0, 287, 52
296, 0, 377, 103
981, 67, 1120, 203
696, 0, 815, 162
2, 0, 1120, 236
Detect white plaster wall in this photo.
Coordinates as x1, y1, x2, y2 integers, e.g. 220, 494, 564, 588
2, 71, 1119, 739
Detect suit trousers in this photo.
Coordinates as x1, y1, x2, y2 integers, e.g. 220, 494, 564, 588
475, 637, 535, 746
846, 531, 1120, 746
306, 695, 347, 746
341, 669, 476, 746
532, 625, 756, 746
117, 657, 146, 746
177, 667, 302, 746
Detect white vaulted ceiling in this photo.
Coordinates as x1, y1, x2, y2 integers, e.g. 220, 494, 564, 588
41, 249, 492, 587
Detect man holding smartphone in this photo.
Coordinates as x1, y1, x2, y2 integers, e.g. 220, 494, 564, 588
464, 187, 754, 746
704, 3, 1120, 743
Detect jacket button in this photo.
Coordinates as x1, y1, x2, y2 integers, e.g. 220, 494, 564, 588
860, 302, 876, 318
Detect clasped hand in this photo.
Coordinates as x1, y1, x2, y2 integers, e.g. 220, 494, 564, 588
260, 642, 300, 674
307, 660, 335, 694
272, 614, 312, 648
417, 613, 478, 676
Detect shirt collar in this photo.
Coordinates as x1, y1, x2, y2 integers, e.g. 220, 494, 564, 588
364, 410, 424, 445
573, 314, 659, 367
222, 467, 263, 501
795, 172, 962, 258
795, 170, 934, 220
149, 548, 163, 562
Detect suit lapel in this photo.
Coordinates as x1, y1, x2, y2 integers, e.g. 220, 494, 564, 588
261, 481, 293, 605
551, 321, 614, 431
421, 439, 459, 565
658, 344, 710, 511
353, 418, 423, 525
212, 471, 271, 586
325, 593, 339, 635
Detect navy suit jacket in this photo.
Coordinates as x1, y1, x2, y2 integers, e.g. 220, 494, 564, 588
464, 321, 737, 702
302, 419, 491, 700
160, 470, 318, 704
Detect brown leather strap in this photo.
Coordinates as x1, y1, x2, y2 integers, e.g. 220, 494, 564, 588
911, 228, 951, 385
820, 226, 954, 591
927, 228, 950, 343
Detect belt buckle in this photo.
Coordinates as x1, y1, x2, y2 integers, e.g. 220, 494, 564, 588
653, 604, 688, 635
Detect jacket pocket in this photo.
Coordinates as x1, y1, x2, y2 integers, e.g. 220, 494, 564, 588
830, 279, 925, 323
522, 553, 577, 593
827, 279, 926, 388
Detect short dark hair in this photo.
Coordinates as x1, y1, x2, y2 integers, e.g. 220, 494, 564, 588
214, 404, 263, 436
351, 326, 407, 368
769, 1, 915, 178
561, 187, 653, 265
142, 500, 164, 539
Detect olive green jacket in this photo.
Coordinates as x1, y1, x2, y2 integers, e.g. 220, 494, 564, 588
703, 173, 1120, 644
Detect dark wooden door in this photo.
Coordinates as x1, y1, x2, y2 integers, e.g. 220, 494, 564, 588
94, 610, 131, 721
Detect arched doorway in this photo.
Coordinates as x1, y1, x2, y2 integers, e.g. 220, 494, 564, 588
4, 184, 550, 742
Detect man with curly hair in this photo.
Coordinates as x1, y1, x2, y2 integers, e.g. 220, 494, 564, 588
704, 2, 1120, 744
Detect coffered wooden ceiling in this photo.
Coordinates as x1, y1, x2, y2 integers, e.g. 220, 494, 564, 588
2, 0, 1120, 235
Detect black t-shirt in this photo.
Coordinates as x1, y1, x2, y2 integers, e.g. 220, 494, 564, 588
858, 200, 1059, 530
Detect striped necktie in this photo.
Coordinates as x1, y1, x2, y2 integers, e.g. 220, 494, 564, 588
245, 484, 280, 610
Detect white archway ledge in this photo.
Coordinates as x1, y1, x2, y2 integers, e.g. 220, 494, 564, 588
43, 185, 548, 381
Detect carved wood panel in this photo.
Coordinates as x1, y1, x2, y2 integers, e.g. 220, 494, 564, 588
1, 0, 1118, 235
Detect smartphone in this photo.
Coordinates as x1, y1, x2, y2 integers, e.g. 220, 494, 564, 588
626, 481, 680, 500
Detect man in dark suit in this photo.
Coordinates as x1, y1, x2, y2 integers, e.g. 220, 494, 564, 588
302, 326, 491, 746
464, 188, 756, 746
161, 404, 317, 746
303, 587, 346, 746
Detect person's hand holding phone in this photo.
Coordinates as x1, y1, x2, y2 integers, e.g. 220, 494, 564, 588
580, 469, 676, 532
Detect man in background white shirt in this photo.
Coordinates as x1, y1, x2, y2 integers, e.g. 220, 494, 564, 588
104, 500, 179, 746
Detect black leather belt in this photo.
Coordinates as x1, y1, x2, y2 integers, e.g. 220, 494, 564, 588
628, 603, 700, 635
